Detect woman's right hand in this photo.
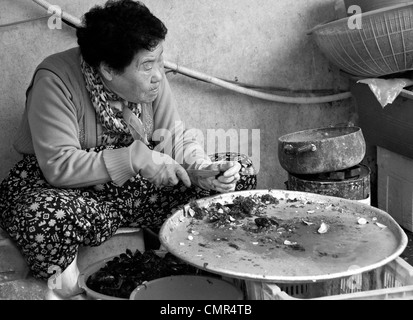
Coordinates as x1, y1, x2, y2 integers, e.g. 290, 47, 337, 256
139, 152, 191, 188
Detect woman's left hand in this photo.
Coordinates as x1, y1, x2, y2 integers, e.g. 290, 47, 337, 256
197, 161, 241, 193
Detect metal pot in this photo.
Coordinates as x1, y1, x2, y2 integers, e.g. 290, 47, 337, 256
278, 126, 366, 175
286, 164, 371, 201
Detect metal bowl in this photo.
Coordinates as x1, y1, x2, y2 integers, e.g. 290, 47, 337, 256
159, 189, 408, 284
129, 275, 243, 300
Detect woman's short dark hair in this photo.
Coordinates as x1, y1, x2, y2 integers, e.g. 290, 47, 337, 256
77, 0, 167, 73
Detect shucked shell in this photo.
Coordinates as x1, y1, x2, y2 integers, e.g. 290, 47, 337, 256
376, 222, 387, 229
302, 219, 314, 226
317, 222, 329, 234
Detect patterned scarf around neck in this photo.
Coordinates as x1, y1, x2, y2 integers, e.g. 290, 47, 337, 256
80, 56, 147, 146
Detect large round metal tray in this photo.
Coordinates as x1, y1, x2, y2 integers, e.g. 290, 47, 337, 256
159, 190, 408, 283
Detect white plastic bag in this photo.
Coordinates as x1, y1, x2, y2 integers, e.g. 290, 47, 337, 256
357, 78, 412, 108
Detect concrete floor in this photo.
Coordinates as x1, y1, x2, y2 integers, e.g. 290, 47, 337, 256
0, 228, 146, 300
1, 227, 413, 300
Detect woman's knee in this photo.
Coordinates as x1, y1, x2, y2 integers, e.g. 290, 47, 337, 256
3, 194, 85, 280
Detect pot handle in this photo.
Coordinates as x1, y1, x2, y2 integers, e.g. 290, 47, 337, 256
283, 144, 317, 155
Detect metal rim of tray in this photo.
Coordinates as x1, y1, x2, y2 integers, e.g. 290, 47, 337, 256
159, 189, 408, 284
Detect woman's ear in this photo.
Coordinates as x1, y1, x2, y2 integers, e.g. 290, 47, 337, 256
98, 63, 113, 82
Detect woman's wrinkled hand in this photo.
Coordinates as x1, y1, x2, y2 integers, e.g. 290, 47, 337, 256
197, 161, 241, 193
140, 152, 191, 188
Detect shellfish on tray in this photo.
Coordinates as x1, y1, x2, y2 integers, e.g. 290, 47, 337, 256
159, 189, 407, 283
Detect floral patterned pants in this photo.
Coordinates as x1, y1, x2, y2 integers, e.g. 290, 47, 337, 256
0, 150, 257, 280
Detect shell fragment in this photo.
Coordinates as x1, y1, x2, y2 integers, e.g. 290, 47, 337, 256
187, 208, 196, 217
376, 222, 387, 229
302, 220, 314, 226
358, 218, 368, 225
317, 222, 329, 234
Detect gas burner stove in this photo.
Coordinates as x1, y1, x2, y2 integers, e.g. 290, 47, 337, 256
290, 164, 365, 182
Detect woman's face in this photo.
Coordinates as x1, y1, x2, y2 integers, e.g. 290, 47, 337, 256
104, 41, 165, 104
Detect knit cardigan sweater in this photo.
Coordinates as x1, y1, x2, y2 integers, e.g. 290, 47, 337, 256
13, 47, 210, 188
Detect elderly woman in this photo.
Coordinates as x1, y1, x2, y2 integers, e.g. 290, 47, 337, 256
0, 0, 256, 299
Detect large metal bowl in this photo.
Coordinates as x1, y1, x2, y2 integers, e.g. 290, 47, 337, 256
78, 255, 127, 300
159, 189, 408, 284
129, 275, 243, 300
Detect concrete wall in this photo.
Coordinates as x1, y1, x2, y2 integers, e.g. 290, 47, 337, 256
0, 0, 355, 189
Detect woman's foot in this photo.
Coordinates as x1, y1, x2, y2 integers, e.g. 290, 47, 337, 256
44, 289, 88, 300
44, 255, 85, 300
